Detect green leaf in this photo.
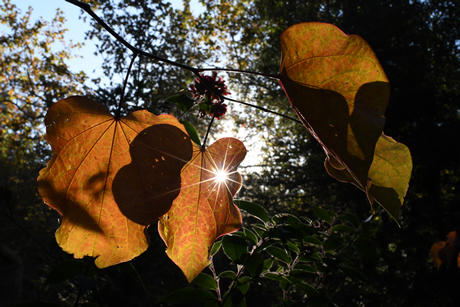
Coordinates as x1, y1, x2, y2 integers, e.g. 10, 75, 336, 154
234, 200, 269, 223
180, 120, 202, 146
289, 269, 315, 283
279, 281, 290, 291
222, 289, 246, 307
330, 224, 357, 234
262, 258, 274, 272
286, 241, 300, 254
243, 228, 259, 245
222, 235, 249, 264
44, 259, 84, 285
157, 288, 216, 304
246, 253, 265, 278
119, 262, 145, 290
272, 213, 302, 224
167, 93, 195, 112
210, 241, 222, 257
294, 282, 319, 296
238, 276, 252, 285
366, 134, 412, 222
265, 246, 292, 264
312, 207, 332, 224
294, 264, 317, 273
337, 214, 361, 227
304, 235, 322, 246
325, 133, 412, 224
193, 273, 218, 290
263, 272, 291, 284
218, 270, 237, 279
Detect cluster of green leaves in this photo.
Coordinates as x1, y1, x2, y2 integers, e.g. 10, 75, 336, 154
158, 200, 377, 306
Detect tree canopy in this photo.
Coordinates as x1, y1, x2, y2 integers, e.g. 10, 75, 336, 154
1, 0, 459, 306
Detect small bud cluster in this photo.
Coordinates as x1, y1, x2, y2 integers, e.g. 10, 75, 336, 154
189, 72, 230, 120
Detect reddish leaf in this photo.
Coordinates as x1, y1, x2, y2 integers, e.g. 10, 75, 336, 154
279, 22, 412, 220
430, 241, 445, 269
37, 96, 192, 268
158, 138, 246, 282
431, 231, 459, 270
438, 231, 457, 268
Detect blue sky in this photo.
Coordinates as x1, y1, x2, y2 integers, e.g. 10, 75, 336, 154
7, 0, 205, 81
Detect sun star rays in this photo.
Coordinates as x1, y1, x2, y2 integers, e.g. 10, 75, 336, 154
143, 138, 245, 206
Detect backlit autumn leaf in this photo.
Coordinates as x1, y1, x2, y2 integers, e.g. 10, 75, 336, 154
158, 138, 246, 282
431, 231, 459, 270
325, 134, 412, 221
431, 241, 446, 269
37, 96, 193, 268
279, 22, 412, 220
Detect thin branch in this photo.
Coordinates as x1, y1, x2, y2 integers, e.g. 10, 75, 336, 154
66, 0, 301, 129
225, 97, 302, 124
209, 258, 222, 302
198, 67, 280, 80
117, 52, 138, 118
65, 0, 195, 72
177, 103, 198, 120
202, 104, 219, 149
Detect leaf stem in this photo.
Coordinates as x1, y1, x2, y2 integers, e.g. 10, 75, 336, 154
201, 104, 219, 150
117, 52, 138, 118
209, 258, 222, 302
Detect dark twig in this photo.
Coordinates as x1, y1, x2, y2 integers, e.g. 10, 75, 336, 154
117, 52, 138, 118
198, 67, 280, 80
65, 0, 301, 127
225, 97, 302, 124
65, 0, 195, 72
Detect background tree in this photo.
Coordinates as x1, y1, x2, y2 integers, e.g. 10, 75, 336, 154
0, 0, 90, 305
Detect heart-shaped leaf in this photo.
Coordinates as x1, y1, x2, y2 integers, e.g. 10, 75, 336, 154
279, 22, 388, 189
279, 22, 411, 220
37, 96, 193, 268
158, 138, 246, 282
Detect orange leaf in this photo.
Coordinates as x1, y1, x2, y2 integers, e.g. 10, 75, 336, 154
431, 241, 446, 270
279, 22, 388, 191
158, 138, 246, 282
37, 96, 193, 268
438, 231, 457, 268
279, 23, 412, 221
431, 231, 458, 270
